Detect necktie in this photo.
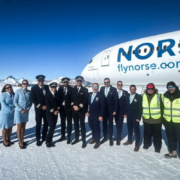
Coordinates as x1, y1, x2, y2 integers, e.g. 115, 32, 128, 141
105, 87, 108, 97
91, 93, 96, 103
118, 90, 122, 98
41, 86, 46, 95
130, 95, 134, 104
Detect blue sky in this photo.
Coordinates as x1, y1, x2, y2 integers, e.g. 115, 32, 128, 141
0, 0, 180, 80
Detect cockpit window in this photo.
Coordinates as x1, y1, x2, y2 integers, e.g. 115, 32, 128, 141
89, 59, 93, 64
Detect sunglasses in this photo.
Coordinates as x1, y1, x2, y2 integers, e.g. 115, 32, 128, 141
118, 84, 123, 86
6, 87, 12, 89
104, 81, 110, 84
147, 88, 154, 90
92, 86, 99, 89
168, 86, 174, 89
63, 81, 68, 83
77, 80, 82, 82
22, 83, 28, 85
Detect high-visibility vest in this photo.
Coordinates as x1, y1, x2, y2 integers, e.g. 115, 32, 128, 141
162, 95, 180, 123
142, 93, 161, 119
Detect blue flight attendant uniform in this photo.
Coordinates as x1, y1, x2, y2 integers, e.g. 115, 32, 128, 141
14, 89, 32, 124
100, 86, 118, 141
0, 92, 15, 129
115, 89, 128, 141
88, 92, 105, 144
125, 93, 142, 146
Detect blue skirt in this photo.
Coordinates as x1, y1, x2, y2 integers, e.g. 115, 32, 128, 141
0, 112, 14, 129
14, 110, 29, 124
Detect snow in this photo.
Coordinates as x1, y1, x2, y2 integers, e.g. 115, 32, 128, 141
0, 87, 180, 180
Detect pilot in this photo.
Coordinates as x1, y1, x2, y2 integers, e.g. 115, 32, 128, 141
86, 83, 105, 149
45, 82, 60, 148
100, 78, 118, 146
58, 77, 73, 144
124, 85, 142, 152
115, 81, 128, 145
162, 81, 180, 159
31, 75, 49, 146
71, 76, 88, 148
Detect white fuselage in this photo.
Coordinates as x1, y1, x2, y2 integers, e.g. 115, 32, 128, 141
81, 31, 180, 86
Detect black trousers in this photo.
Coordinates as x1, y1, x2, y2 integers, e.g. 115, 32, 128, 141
143, 122, 162, 151
72, 111, 86, 142
35, 109, 48, 141
127, 117, 140, 146
115, 111, 124, 141
88, 117, 100, 143
46, 114, 58, 143
103, 110, 114, 140
163, 120, 180, 152
60, 107, 72, 138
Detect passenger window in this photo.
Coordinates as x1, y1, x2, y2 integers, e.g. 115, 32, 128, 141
122, 52, 125, 56
138, 49, 141, 54
133, 50, 135, 54
150, 47, 154, 52
156, 47, 160, 51
144, 48, 147, 53
89, 59, 92, 64
128, 51, 130, 55
163, 45, 167, 50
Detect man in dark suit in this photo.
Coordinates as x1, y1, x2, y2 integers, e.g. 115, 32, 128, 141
124, 85, 142, 152
115, 81, 128, 145
31, 75, 49, 146
58, 77, 73, 144
100, 78, 118, 146
86, 83, 105, 149
45, 82, 61, 148
71, 76, 88, 148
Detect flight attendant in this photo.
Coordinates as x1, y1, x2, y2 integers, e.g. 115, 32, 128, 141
86, 83, 105, 149
100, 78, 118, 146
124, 85, 142, 152
0, 84, 15, 147
45, 82, 61, 147
14, 80, 32, 149
31, 75, 49, 146
71, 76, 88, 148
115, 81, 128, 145
58, 77, 73, 144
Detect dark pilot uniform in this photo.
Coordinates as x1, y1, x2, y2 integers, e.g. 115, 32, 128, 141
71, 76, 88, 146
125, 93, 142, 146
58, 77, 73, 142
115, 89, 128, 141
31, 75, 49, 142
45, 82, 61, 147
88, 92, 105, 144
100, 85, 118, 142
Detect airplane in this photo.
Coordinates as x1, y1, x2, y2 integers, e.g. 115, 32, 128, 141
81, 30, 180, 92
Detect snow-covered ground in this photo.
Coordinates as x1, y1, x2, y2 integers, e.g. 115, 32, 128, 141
0, 87, 180, 180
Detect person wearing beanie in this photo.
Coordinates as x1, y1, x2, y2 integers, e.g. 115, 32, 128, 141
162, 81, 180, 158
142, 83, 163, 153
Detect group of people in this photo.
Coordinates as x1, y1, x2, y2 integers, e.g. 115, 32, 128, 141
0, 75, 180, 159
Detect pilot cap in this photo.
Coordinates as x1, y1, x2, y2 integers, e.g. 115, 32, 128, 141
166, 81, 177, 88
146, 83, 155, 90
49, 82, 58, 88
62, 77, 70, 83
75, 76, 84, 81
36, 75, 45, 81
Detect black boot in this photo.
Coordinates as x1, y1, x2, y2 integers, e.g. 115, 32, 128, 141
71, 139, 79, 145
58, 136, 66, 142
36, 140, 41, 146
109, 140, 113, 146
101, 138, 107, 144
67, 137, 71, 144
82, 141, 86, 148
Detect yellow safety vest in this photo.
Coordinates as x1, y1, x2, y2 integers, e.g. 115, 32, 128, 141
162, 95, 180, 123
142, 93, 161, 119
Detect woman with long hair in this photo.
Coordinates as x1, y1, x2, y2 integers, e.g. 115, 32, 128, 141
14, 80, 32, 149
0, 84, 15, 147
